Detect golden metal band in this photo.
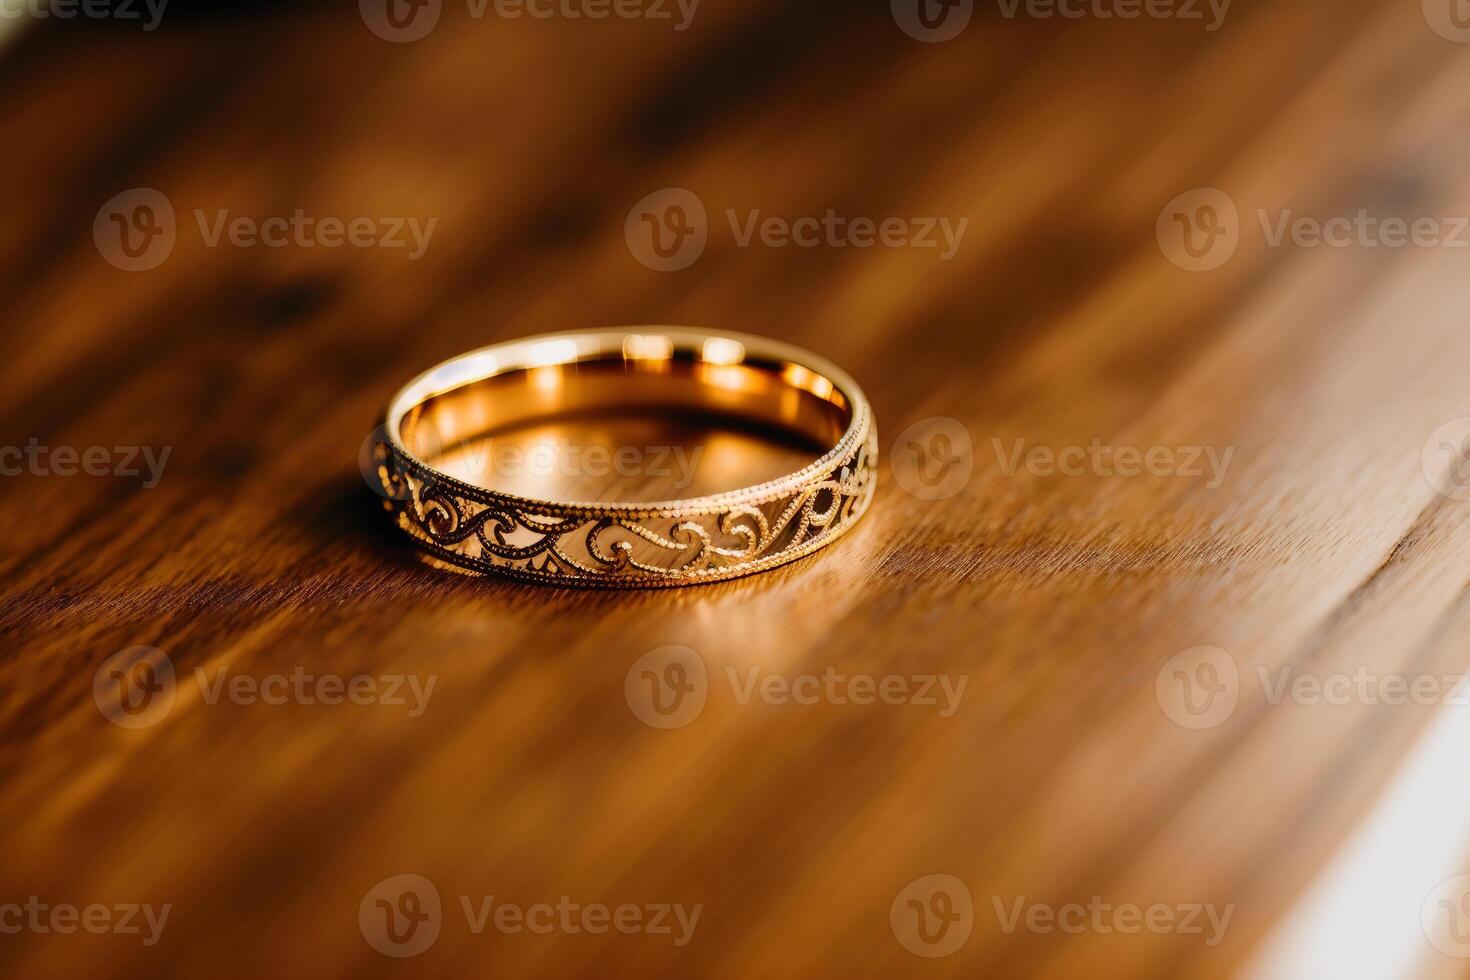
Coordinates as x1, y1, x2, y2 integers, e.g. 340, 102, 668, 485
374, 328, 876, 588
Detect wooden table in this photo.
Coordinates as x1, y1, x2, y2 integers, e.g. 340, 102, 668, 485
4, 1, 1470, 976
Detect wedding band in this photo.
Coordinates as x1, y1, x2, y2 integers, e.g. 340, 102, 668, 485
374, 328, 877, 587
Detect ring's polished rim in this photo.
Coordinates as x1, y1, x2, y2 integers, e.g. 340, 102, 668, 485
376, 327, 877, 587
384, 327, 869, 514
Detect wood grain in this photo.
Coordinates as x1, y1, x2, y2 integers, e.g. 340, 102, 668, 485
3, 1, 1470, 977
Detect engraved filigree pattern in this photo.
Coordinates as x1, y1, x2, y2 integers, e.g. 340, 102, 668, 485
375, 413, 877, 588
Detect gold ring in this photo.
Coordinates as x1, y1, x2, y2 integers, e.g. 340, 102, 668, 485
374, 328, 876, 588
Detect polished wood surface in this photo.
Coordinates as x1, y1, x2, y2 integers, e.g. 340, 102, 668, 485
4, 1, 1470, 977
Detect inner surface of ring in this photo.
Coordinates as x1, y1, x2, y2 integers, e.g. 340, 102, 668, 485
397, 346, 853, 504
